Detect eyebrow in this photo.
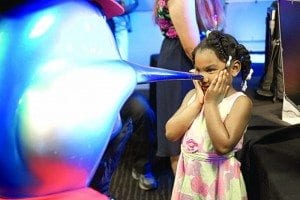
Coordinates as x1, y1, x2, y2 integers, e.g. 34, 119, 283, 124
195, 64, 218, 69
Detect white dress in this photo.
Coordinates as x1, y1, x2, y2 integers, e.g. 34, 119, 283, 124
171, 92, 248, 200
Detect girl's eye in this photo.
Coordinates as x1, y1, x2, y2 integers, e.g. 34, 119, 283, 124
206, 68, 216, 73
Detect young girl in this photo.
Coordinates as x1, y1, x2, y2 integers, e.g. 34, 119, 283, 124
166, 30, 253, 200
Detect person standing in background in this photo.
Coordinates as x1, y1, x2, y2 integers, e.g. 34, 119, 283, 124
108, 1, 158, 190
91, 0, 158, 193
153, 0, 226, 175
107, 0, 138, 60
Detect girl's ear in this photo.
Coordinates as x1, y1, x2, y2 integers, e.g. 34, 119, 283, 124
229, 60, 241, 77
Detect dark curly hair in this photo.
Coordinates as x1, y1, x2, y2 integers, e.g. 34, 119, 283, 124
192, 30, 252, 86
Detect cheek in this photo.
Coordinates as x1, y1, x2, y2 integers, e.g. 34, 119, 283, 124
207, 74, 217, 82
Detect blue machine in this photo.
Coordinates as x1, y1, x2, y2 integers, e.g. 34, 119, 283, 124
0, 0, 202, 198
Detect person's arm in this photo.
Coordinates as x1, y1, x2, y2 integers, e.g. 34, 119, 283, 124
205, 96, 252, 155
121, 0, 138, 14
204, 71, 252, 155
166, 79, 204, 141
110, 114, 123, 140
168, 0, 200, 60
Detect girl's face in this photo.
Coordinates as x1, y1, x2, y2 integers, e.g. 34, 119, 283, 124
194, 49, 231, 93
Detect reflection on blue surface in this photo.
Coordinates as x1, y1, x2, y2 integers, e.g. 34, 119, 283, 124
0, 0, 202, 198
29, 14, 55, 38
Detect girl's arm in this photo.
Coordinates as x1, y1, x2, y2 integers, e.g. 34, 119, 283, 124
166, 80, 204, 141
204, 71, 252, 155
205, 96, 252, 155
168, 0, 200, 60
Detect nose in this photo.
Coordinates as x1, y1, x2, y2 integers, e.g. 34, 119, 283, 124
199, 72, 209, 83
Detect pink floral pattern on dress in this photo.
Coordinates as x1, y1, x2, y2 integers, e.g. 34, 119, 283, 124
191, 176, 209, 196
178, 193, 193, 200
185, 138, 199, 153
156, 0, 178, 38
186, 160, 201, 176
158, 0, 166, 7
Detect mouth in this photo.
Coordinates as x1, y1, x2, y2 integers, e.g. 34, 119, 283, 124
201, 85, 209, 91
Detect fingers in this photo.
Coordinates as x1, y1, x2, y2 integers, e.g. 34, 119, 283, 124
190, 69, 204, 101
192, 79, 200, 90
209, 74, 218, 89
220, 70, 228, 91
208, 70, 223, 91
204, 69, 231, 104
206, 70, 229, 96
190, 69, 202, 87
217, 70, 229, 91
216, 72, 223, 89
190, 69, 201, 89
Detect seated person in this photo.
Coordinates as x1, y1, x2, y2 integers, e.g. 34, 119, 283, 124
90, 91, 158, 198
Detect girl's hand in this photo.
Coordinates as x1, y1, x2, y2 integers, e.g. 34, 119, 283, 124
205, 70, 229, 104
193, 79, 204, 105
190, 69, 204, 105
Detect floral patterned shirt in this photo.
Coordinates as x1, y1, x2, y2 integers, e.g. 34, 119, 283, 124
156, 0, 226, 39
156, 0, 178, 39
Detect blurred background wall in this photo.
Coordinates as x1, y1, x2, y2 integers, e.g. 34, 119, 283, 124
127, 0, 274, 66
